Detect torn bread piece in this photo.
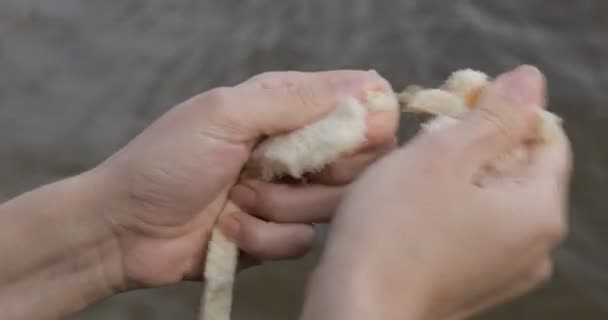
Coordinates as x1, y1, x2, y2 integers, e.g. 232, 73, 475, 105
201, 201, 239, 320
402, 89, 468, 117
440, 69, 488, 106
247, 92, 399, 181
401, 69, 562, 142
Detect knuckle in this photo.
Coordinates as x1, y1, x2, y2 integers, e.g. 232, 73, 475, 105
240, 223, 265, 253
520, 104, 539, 125
248, 71, 281, 81
325, 163, 355, 185
199, 86, 233, 108
367, 70, 393, 92
477, 106, 512, 139
285, 238, 315, 259
290, 83, 322, 110
256, 190, 287, 222
474, 100, 538, 143
191, 86, 248, 141
260, 204, 282, 222
247, 71, 303, 89
528, 259, 554, 285
246, 72, 282, 87
281, 226, 316, 259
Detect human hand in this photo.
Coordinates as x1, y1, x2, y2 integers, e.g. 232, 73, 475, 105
300, 66, 572, 320
90, 70, 398, 289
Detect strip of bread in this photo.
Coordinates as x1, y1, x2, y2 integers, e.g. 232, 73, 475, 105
399, 69, 562, 142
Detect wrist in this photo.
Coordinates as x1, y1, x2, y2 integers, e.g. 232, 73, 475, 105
0, 171, 126, 319
74, 169, 128, 294
300, 243, 437, 320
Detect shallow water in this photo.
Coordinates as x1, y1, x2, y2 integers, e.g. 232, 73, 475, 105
1, 0, 607, 319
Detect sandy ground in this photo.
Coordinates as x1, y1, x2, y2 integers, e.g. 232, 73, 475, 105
1, 1, 608, 319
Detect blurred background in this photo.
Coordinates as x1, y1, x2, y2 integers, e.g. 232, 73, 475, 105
1, 0, 607, 319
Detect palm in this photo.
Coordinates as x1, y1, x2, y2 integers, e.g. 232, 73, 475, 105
104, 114, 250, 287
119, 189, 231, 288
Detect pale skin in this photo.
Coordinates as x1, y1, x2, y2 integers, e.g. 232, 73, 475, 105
0, 66, 570, 320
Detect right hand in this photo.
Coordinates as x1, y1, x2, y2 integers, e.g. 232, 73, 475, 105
300, 66, 572, 320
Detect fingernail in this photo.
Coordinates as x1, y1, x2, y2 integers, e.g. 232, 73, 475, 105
220, 214, 241, 239
229, 183, 257, 211
354, 116, 384, 153
503, 65, 544, 105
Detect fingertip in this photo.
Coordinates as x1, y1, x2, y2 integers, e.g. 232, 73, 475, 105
529, 257, 554, 286
360, 110, 400, 150
289, 224, 317, 257
270, 223, 317, 260
220, 211, 258, 246
231, 181, 342, 223
493, 65, 546, 109
365, 69, 394, 94
229, 183, 258, 212
218, 212, 242, 241
229, 211, 317, 260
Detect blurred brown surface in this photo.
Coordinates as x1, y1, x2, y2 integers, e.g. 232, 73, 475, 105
1, 0, 607, 319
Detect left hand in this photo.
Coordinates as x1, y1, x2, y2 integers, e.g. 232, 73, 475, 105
91, 70, 399, 289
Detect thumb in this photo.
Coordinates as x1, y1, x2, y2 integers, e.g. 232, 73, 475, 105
449, 65, 546, 170
201, 70, 393, 142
